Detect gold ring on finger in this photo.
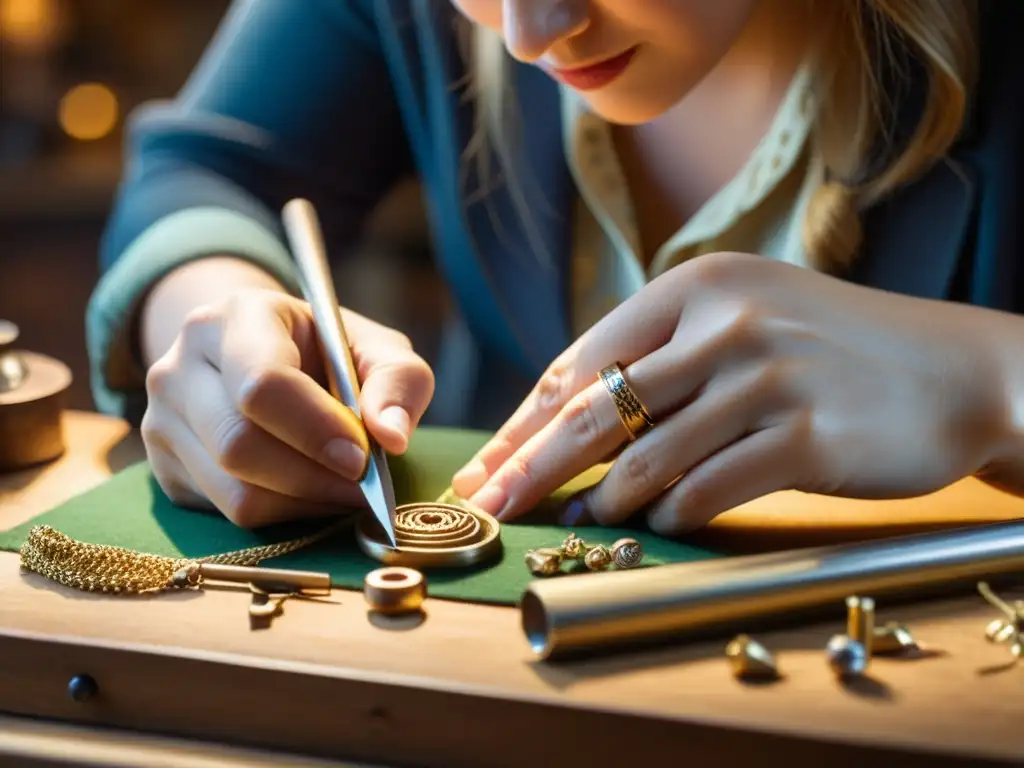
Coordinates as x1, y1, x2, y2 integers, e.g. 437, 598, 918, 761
598, 362, 654, 441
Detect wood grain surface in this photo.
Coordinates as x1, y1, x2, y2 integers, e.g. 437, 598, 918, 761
1, 411, 1023, 767
0, 714, 373, 768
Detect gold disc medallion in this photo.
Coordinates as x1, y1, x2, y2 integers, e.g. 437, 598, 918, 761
356, 502, 502, 569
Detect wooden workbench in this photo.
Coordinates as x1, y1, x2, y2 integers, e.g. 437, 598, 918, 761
1, 411, 1023, 767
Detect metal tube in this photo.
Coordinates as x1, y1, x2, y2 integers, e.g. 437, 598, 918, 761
198, 564, 331, 592
846, 596, 875, 665
521, 520, 1024, 661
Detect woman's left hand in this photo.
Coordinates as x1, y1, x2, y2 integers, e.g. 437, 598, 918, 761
451, 252, 1009, 535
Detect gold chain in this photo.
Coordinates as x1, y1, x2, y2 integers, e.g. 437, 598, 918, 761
18, 518, 353, 595
18, 488, 470, 595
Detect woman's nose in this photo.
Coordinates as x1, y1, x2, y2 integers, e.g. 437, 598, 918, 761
502, 0, 590, 62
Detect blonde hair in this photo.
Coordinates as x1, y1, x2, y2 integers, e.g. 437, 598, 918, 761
457, 0, 979, 274
803, 0, 978, 272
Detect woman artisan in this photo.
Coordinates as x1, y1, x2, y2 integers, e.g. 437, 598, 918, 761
88, 0, 1024, 537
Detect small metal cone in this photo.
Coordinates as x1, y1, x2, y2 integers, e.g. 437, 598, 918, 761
873, 626, 917, 654
362, 447, 398, 547
729, 642, 777, 678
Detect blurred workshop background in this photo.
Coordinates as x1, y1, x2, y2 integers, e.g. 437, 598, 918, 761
0, 0, 456, 418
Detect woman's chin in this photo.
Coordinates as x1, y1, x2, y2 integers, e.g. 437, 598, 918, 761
577, 96, 671, 126
573, 91, 673, 127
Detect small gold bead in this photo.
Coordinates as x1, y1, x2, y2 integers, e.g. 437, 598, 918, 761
561, 532, 587, 559
611, 538, 643, 569
583, 545, 611, 571
525, 548, 564, 577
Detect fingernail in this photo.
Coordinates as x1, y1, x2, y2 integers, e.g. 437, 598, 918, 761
452, 458, 488, 496
470, 483, 508, 517
380, 406, 411, 439
561, 495, 592, 527
323, 439, 366, 479
648, 504, 691, 537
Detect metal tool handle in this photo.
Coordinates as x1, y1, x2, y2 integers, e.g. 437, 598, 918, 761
281, 198, 399, 545
281, 198, 363, 415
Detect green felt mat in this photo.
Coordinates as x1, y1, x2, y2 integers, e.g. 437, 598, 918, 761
0, 428, 724, 605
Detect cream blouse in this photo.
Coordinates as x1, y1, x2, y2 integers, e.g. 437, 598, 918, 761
559, 66, 822, 336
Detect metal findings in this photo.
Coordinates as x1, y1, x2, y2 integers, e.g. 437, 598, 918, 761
985, 618, 1018, 645
584, 544, 612, 571
825, 595, 875, 678
872, 622, 919, 655
611, 538, 644, 569
562, 533, 588, 560
248, 582, 290, 621
356, 502, 502, 569
364, 566, 427, 615
525, 548, 565, 577
725, 634, 780, 680
247, 577, 336, 628
826, 634, 869, 677
727, 599, 917, 684
846, 596, 875, 666
525, 533, 644, 577
172, 563, 331, 593
977, 581, 1024, 662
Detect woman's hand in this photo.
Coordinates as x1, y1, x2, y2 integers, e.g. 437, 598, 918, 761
451, 252, 1008, 535
141, 289, 434, 528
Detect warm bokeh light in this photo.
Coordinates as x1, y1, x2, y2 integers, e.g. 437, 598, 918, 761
58, 83, 119, 141
0, 0, 63, 51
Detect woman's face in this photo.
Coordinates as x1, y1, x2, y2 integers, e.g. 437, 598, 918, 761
450, 0, 759, 124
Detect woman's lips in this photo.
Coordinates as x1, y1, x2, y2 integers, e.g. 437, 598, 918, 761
549, 47, 638, 91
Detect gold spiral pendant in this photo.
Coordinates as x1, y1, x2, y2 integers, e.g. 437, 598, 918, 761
355, 502, 502, 569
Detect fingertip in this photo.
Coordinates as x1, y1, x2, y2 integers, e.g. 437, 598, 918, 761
370, 405, 410, 454
468, 482, 508, 518
452, 458, 488, 497
647, 504, 707, 537
582, 489, 634, 528
322, 438, 368, 481
380, 434, 409, 456
380, 406, 410, 439
357, 353, 433, 453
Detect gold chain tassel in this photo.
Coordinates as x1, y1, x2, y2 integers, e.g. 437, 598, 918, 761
18, 519, 352, 595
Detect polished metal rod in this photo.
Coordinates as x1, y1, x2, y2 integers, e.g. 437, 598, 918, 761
174, 563, 332, 592
281, 198, 398, 546
521, 520, 1024, 661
